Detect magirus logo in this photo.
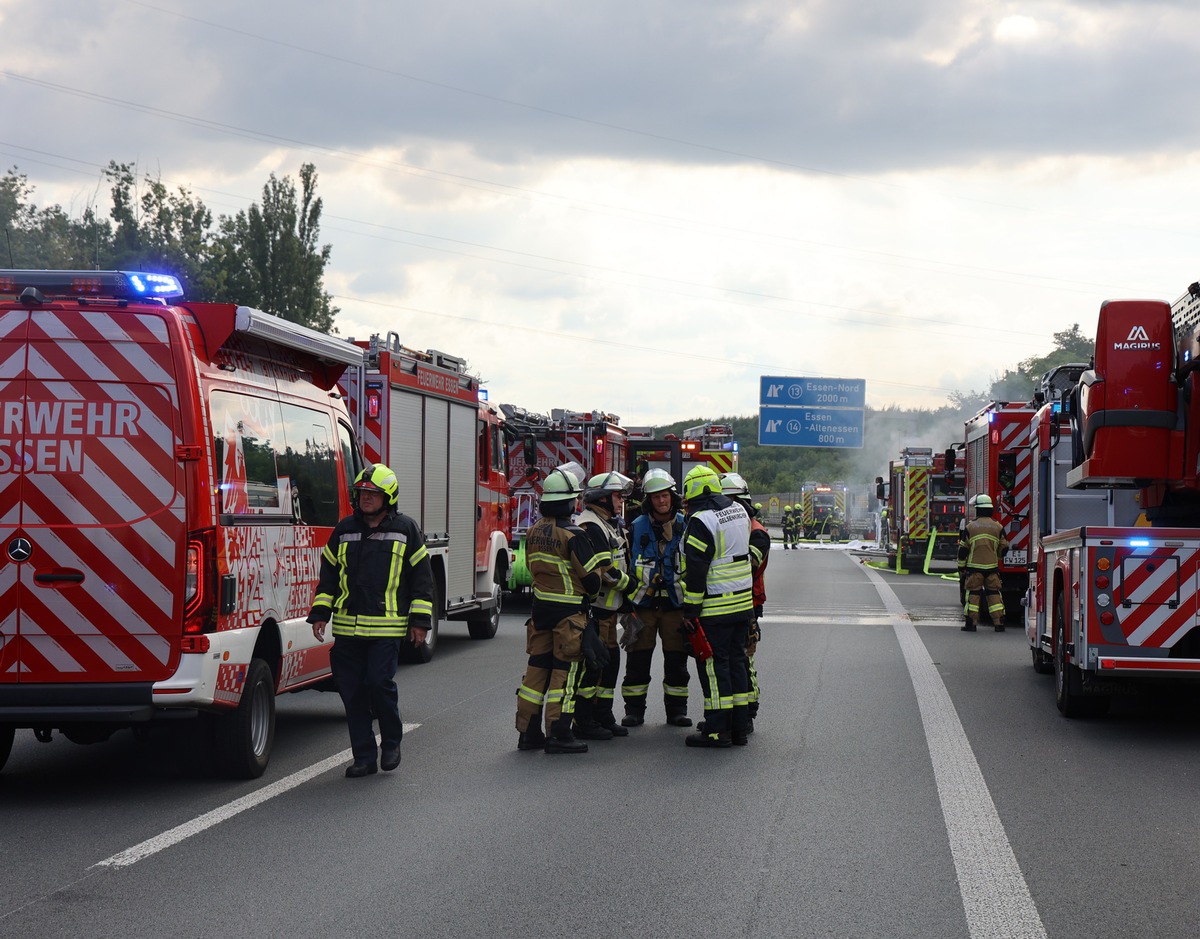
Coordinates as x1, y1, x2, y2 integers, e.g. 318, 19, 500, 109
1114, 325, 1161, 351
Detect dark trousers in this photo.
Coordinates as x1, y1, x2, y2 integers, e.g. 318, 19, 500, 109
695, 616, 751, 736
331, 636, 403, 761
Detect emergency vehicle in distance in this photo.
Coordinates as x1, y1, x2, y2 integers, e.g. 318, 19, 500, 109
1025, 287, 1200, 717
963, 401, 1036, 618
0, 270, 366, 778
879, 447, 963, 570
499, 405, 629, 590
797, 482, 847, 541
340, 334, 511, 661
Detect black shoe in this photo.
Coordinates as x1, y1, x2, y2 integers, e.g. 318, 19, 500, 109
380, 745, 401, 771
574, 721, 614, 741
601, 722, 629, 737
685, 731, 732, 748
961, 621, 976, 632
517, 728, 546, 751
732, 734, 749, 746
621, 713, 645, 727
345, 759, 378, 778
544, 734, 588, 754
994, 624, 1006, 632
666, 714, 693, 727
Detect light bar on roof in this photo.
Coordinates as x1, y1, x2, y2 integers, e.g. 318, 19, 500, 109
0, 269, 184, 299
235, 305, 365, 367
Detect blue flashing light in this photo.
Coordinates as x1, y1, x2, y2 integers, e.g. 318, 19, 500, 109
478, 387, 489, 401
1129, 538, 1150, 548
125, 271, 183, 297
1051, 401, 1062, 412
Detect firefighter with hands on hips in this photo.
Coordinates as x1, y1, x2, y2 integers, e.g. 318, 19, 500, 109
958, 493, 1009, 632
719, 472, 769, 733
679, 464, 755, 748
514, 464, 608, 754
621, 468, 693, 729
572, 470, 636, 740
308, 463, 434, 778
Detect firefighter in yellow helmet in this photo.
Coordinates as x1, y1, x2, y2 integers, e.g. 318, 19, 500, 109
514, 465, 608, 754
680, 464, 754, 747
782, 504, 794, 550
957, 493, 1008, 632
572, 470, 635, 739
308, 463, 434, 777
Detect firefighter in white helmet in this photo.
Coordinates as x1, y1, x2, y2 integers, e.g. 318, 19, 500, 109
720, 472, 769, 734
572, 470, 635, 740
957, 493, 1008, 631
621, 468, 693, 728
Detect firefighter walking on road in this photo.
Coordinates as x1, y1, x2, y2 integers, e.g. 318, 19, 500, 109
621, 468, 693, 728
514, 466, 607, 754
680, 465, 754, 748
573, 471, 635, 739
308, 464, 434, 778
958, 494, 1009, 632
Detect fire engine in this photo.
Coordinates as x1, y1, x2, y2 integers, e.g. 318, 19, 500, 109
879, 447, 962, 570
0, 270, 366, 777
845, 484, 877, 541
1026, 287, 1200, 717
499, 406, 629, 590
963, 401, 1036, 617
341, 333, 512, 661
798, 482, 847, 541
679, 422, 738, 474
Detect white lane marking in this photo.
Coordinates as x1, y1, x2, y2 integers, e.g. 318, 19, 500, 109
93, 723, 420, 870
858, 558, 1047, 939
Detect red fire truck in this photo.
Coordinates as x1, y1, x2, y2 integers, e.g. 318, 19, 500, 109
499, 406, 629, 590
680, 422, 738, 474
880, 447, 962, 570
0, 270, 366, 777
963, 400, 1037, 618
341, 333, 512, 660
1026, 289, 1200, 717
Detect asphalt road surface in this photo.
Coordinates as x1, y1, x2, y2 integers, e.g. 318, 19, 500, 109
3, 544, 1200, 939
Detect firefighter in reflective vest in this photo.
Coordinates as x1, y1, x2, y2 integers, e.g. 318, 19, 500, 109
621, 468, 692, 728
514, 466, 606, 754
308, 463, 434, 778
680, 464, 754, 748
781, 505, 794, 549
958, 493, 1008, 632
573, 470, 635, 739
720, 472, 769, 733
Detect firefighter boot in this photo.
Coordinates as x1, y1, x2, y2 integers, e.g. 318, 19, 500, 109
595, 707, 628, 737
961, 616, 976, 632
666, 711, 693, 727
545, 719, 588, 754
518, 726, 546, 751
621, 707, 645, 728
685, 729, 732, 748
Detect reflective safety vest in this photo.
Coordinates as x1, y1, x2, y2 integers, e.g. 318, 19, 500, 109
528, 515, 601, 606
683, 501, 753, 620
957, 516, 1007, 571
629, 510, 685, 608
575, 505, 630, 611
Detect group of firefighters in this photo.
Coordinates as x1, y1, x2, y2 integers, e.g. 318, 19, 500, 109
514, 463, 770, 753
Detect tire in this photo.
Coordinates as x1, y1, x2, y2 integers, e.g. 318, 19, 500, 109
1032, 647, 1053, 675
404, 580, 440, 664
212, 658, 276, 778
0, 724, 13, 773
467, 583, 502, 640
1054, 595, 1108, 718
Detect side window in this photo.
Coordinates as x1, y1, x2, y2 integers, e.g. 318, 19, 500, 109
211, 391, 285, 515
478, 421, 489, 483
338, 420, 362, 502
491, 423, 506, 474
278, 403, 339, 528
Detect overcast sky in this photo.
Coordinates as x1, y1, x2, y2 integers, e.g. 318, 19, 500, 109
3, 0, 1200, 427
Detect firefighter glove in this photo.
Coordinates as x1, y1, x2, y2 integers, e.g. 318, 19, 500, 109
582, 621, 610, 671
618, 611, 646, 650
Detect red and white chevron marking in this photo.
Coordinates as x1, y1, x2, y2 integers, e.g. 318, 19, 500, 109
1107, 546, 1200, 649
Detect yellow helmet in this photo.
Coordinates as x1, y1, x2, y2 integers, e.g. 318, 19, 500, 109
683, 464, 721, 501
353, 463, 399, 507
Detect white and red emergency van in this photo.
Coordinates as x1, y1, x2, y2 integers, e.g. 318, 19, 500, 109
341, 334, 511, 660
0, 270, 366, 777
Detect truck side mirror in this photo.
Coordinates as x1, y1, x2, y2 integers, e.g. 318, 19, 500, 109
997, 452, 1017, 492
943, 448, 956, 473
875, 478, 885, 501
523, 435, 537, 467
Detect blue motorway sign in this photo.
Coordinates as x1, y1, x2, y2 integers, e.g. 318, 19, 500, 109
759, 376, 866, 409
758, 405, 864, 449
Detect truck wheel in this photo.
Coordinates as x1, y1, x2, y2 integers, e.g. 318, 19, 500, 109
1054, 596, 1108, 718
467, 583, 502, 640
405, 581, 440, 664
1032, 647, 1053, 675
212, 658, 276, 779
0, 725, 13, 773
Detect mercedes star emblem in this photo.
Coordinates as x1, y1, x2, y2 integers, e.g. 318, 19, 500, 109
7, 537, 32, 562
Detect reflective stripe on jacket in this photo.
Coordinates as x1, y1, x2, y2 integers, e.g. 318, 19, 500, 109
957, 516, 1008, 571
575, 506, 630, 611
629, 510, 685, 608
681, 496, 754, 622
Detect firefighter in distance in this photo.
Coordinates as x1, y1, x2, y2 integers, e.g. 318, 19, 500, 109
514, 466, 608, 754
957, 493, 1009, 632
622, 468, 693, 728
680, 465, 755, 748
308, 463, 434, 778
